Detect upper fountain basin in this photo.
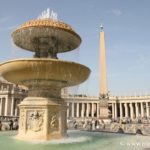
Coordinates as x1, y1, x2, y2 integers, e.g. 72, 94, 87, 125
11, 19, 81, 53
0, 58, 90, 88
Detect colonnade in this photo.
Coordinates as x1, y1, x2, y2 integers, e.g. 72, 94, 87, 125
66, 100, 150, 120
67, 102, 100, 118
111, 102, 150, 119
0, 97, 21, 116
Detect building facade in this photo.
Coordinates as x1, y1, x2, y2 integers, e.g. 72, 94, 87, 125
0, 80, 150, 120
0, 80, 28, 117
65, 95, 150, 121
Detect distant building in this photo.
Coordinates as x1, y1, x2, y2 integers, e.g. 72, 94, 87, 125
0, 79, 28, 117
1, 80, 150, 120
64, 94, 150, 120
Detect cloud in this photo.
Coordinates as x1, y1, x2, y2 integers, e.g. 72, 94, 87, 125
0, 16, 16, 32
0, 25, 17, 32
106, 9, 122, 17
0, 16, 11, 24
112, 9, 122, 16
127, 53, 150, 71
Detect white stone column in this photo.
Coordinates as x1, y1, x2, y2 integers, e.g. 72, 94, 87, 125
0, 98, 2, 116
15, 108, 18, 116
114, 102, 117, 119
76, 103, 79, 117
4, 97, 8, 116
135, 103, 139, 118
112, 103, 115, 119
124, 103, 128, 118
146, 102, 149, 117
14, 99, 18, 116
81, 103, 85, 118
67, 103, 70, 118
86, 103, 90, 117
92, 103, 94, 117
1, 85, 3, 91
140, 102, 144, 117
129, 103, 133, 119
71, 103, 74, 118
11, 97, 14, 116
7, 85, 9, 91
120, 103, 123, 119
97, 103, 100, 118
127, 103, 129, 117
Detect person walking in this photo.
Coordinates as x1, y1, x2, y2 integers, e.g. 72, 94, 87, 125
9, 120, 13, 130
0, 121, 2, 131
13, 119, 18, 130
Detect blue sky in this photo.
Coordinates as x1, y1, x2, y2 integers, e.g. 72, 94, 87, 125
1, 0, 150, 96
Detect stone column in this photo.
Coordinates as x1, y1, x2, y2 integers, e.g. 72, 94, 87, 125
146, 102, 149, 117
1, 85, 3, 91
15, 108, 18, 116
86, 103, 90, 117
97, 103, 100, 118
114, 102, 117, 119
11, 97, 14, 116
112, 103, 115, 119
92, 103, 94, 117
76, 103, 79, 117
0, 98, 2, 116
129, 103, 133, 119
140, 102, 144, 117
120, 103, 123, 119
1, 98, 4, 116
7, 85, 9, 91
135, 103, 139, 118
71, 102, 74, 118
81, 103, 85, 118
124, 103, 128, 118
127, 103, 129, 117
67, 103, 70, 118
4, 97, 8, 116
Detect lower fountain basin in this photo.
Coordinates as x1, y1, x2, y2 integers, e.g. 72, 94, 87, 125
0, 58, 90, 88
0, 130, 149, 150
0, 58, 90, 140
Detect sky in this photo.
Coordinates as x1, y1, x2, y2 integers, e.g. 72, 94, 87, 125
0, 0, 150, 96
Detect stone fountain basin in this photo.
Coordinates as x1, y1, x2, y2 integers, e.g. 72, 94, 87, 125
0, 58, 90, 88
11, 19, 81, 52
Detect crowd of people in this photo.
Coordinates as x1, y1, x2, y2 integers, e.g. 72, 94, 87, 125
68, 118, 107, 130
0, 116, 150, 131
0, 118, 18, 131
112, 116, 150, 124
68, 116, 150, 131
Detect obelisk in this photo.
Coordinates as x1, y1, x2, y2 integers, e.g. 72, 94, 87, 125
100, 24, 108, 98
99, 24, 109, 119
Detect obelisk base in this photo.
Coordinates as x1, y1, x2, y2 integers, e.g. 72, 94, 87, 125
99, 100, 110, 121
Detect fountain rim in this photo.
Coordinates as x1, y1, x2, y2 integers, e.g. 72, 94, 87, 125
0, 58, 91, 88
0, 58, 90, 70
11, 19, 82, 43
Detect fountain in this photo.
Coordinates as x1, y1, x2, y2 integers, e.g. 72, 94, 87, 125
0, 10, 90, 141
0, 11, 149, 150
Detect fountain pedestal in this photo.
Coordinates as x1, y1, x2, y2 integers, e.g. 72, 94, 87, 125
17, 97, 67, 140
